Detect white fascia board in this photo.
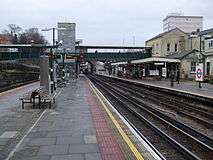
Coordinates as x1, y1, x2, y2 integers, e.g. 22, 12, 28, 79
131, 57, 180, 64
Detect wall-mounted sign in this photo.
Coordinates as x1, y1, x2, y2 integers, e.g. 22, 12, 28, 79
154, 62, 164, 65
162, 67, 167, 77
149, 70, 159, 76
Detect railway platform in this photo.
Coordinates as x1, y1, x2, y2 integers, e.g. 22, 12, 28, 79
137, 79, 213, 98
2, 76, 159, 160
105, 75, 213, 100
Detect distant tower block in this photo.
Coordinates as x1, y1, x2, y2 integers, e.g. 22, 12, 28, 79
58, 22, 76, 52
163, 14, 203, 33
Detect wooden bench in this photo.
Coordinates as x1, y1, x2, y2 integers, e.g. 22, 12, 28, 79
19, 90, 38, 109
36, 87, 56, 109
20, 87, 57, 109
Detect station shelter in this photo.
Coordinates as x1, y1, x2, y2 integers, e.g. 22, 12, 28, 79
111, 57, 181, 80
111, 62, 128, 77
130, 57, 180, 79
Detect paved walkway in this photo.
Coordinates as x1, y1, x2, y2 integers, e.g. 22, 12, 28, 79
9, 77, 135, 160
0, 82, 42, 160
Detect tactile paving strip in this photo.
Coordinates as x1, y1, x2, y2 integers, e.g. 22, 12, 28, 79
85, 82, 125, 160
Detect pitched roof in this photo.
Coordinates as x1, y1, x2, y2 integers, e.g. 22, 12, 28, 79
199, 28, 213, 36
146, 27, 186, 43
166, 49, 199, 60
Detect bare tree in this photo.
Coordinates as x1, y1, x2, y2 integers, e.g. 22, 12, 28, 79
1, 24, 22, 44
1, 24, 48, 44
20, 27, 47, 44
7, 24, 22, 36
18, 28, 47, 44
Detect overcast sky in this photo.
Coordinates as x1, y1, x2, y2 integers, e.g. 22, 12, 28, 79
0, 0, 212, 46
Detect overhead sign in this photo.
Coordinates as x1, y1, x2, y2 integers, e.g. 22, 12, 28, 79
65, 55, 76, 63
196, 63, 204, 81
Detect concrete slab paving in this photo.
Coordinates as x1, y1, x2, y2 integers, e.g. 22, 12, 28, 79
0, 82, 43, 159
85, 153, 102, 160
28, 138, 56, 146
0, 131, 18, 138
50, 154, 84, 160
37, 145, 69, 155
84, 135, 97, 144
7, 77, 148, 160
68, 144, 99, 154
56, 135, 83, 145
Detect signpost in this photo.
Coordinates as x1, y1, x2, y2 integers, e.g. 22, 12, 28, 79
196, 63, 204, 88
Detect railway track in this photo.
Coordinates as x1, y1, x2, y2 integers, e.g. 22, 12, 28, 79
88, 75, 213, 160
97, 75, 213, 135
98, 77, 213, 137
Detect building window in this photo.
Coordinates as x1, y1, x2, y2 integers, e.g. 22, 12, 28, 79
167, 43, 170, 52
191, 62, 196, 72
156, 43, 159, 50
152, 44, 155, 50
174, 43, 178, 52
209, 40, 213, 48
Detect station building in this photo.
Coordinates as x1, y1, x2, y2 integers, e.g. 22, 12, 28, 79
111, 27, 213, 80
143, 27, 213, 79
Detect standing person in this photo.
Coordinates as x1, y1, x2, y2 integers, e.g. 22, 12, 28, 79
170, 70, 175, 87
176, 69, 180, 84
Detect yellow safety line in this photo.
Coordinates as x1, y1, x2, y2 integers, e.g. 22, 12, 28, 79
89, 81, 144, 160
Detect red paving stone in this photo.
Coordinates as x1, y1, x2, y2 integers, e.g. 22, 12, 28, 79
85, 81, 125, 160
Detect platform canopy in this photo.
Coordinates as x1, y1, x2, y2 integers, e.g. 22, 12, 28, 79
131, 57, 180, 64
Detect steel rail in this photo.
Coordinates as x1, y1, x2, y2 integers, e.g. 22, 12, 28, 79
89, 75, 213, 159
104, 79, 213, 128
89, 76, 201, 160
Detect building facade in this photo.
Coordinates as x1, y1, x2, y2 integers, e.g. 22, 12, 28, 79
146, 28, 189, 57
163, 15, 203, 33
145, 27, 213, 79
203, 29, 213, 76
57, 22, 76, 52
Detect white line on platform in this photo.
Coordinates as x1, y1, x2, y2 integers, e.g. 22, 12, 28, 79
5, 109, 47, 160
5, 88, 63, 160
88, 77, 164, 160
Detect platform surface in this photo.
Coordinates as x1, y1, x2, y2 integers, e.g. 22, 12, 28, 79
135, 79, 213, 98
0, 82, 42, 160
6, 77, 148, 160
106, 75, 213, 98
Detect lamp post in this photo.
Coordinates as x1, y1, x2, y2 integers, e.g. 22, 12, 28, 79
190, 30, 212, 88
